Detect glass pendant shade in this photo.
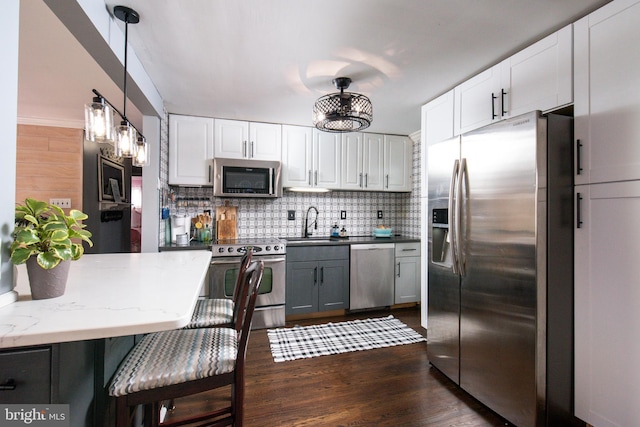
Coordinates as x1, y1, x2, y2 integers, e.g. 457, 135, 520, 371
132, 138, 149, 167
116, 121, 137, 157
84, 97, 115, 143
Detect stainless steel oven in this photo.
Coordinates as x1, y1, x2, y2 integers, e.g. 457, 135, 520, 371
210, 238, 286, 329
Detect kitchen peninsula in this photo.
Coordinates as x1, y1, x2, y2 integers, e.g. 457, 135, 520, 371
0, 251, 211, 426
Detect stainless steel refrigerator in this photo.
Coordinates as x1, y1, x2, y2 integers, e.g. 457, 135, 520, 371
427, 111, 581, 427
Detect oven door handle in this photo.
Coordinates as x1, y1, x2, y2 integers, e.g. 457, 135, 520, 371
211, 256, 286, 265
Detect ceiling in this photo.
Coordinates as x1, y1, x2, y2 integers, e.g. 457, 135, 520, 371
19, 0, 612, 136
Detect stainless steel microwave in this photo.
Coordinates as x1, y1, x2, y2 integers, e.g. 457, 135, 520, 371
213, 157, 282, 198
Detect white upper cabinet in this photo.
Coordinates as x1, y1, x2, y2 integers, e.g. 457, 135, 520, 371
454, 65, 502, 135
454, 24, 573, 135
362, 133, 384, 191
313, 130, 341, 189
574, 0, 640, 185
214, 119, 281, 161
384, 135, 413, 192
281, 126, 340, 189
422, 90, 455, 198
281, 125, 313, 188
168, 114, 214, 186
340, 132, 364, 191
502, 25, 572, 118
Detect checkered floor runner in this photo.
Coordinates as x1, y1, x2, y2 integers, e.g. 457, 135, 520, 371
267, 315, 427, 362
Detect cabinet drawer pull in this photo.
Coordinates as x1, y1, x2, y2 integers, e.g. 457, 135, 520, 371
491, 93, 498, 119
576, 192, 583, 229
576, 139, 583, 175
0, 379, 17, 390
402, 248, 417, 252
501, 89, 507, 116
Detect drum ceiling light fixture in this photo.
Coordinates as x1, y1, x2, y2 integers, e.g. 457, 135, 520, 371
313, 77, 372, 133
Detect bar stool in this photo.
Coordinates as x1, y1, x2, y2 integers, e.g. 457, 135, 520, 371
108, 260, 264, 427
184, 251, 252, 329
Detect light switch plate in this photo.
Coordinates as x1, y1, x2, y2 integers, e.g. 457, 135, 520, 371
50, 198, 71, 208
287, 210, 296, 220
341, 210, 347, 219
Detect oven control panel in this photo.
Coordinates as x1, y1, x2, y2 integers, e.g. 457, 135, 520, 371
212, 239, 286, 257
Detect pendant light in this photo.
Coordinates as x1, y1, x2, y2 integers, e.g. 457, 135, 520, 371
313, 77, 373, 133
114, 5, 139, 158
83, 5, 149, 166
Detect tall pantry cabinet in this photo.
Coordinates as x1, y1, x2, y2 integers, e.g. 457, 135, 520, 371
573, 1, 640, 426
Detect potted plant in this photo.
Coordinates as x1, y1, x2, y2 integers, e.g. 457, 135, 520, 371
10, 198, 93, 299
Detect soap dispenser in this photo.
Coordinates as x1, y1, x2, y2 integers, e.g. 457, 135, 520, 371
331, 224, 339, 237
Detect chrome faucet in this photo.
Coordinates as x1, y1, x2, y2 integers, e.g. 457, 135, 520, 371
303, 206, 319, 238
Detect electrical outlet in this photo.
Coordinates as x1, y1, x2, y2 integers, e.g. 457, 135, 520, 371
377, 210, 383, 219
50, 198, 71, 208
340, 210, 347, 220
287, 210, 296, 220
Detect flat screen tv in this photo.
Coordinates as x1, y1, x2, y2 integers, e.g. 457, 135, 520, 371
98, 155, 126, 202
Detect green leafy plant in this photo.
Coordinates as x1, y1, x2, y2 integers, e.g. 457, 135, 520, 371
10, 198, 94, 270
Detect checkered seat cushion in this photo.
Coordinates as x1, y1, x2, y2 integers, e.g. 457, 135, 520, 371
108, 327, 237, 397
184, 298, 234, 329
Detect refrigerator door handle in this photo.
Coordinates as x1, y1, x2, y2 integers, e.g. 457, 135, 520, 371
449, 159, 460, 275
456, 158, 468, 277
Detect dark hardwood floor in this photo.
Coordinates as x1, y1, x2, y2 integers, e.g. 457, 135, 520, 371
165, 307, 508, 426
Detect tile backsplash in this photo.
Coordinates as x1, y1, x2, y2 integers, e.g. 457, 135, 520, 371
158, 111, 421, 243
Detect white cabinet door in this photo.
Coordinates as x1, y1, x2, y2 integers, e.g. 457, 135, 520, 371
168, 114, 214, 186
422, 90, 455, 199
340, 132, 364, 190
502, 24, 572, 118
384, 135, 412, 192
454, 26, 573, 135
215, 119, 281, 160
574, 0, 640, 185
281, 125, 313, 188
574, 181, 640, 427
362, 133, 384, 190
313, 130, 341, 188
454, 65, 502, 135
214, 119, 248, 159
249, 122, 281, 161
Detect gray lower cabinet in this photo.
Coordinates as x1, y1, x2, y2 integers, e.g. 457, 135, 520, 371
286, 245, 349, 315
0, 335, 137, 427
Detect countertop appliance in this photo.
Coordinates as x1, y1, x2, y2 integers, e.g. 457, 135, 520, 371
210, 237, 286, 328
213, 157, 281, 198
349, 243, 395, 310
428, 112, 580, 426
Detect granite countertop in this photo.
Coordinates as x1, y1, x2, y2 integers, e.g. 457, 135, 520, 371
0, 251, 211, 349
283, 235, 421, 246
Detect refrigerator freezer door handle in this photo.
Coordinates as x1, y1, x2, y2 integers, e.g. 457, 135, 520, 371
456, 158, 468, 277
449, 159, 460, 275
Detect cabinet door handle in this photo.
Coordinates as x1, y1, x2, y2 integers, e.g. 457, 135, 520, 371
501, 88, 507, 116
320, 266, 324, 284
359, 173, 363, 188
397, 262, 401, 277
365, 173, 369, 188
243, 141, 247, 158
576, 139, 583, 175
314, 170, 318, 186
0, 379, 16, 390
314, 266, 318, 284
251, 141, 255, 158
576, 192, 583, 229
208, 164, 212, 184
386, 174, 389, 189
308, 170, 312, 186
491, 93, 498, 119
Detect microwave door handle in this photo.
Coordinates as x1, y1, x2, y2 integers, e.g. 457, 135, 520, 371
269, 168, 274, 194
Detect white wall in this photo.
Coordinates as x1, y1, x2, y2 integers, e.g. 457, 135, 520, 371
0, 0, 20, 302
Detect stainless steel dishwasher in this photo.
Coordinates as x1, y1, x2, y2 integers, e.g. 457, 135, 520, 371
349, 243, 395, 310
